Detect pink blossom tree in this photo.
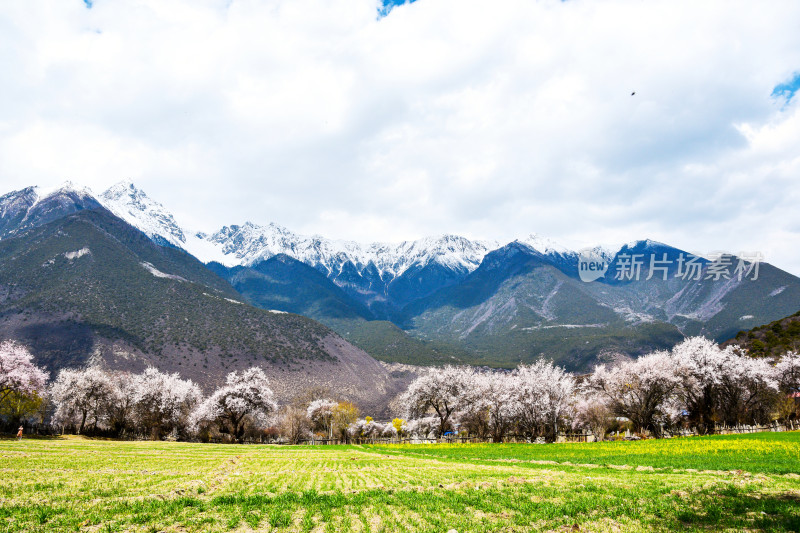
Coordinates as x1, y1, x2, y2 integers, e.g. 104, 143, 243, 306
0, 341, 48, 405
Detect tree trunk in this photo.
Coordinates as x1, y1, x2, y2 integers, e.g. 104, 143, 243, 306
79, 410, 88, 434
230, 413, 244, 443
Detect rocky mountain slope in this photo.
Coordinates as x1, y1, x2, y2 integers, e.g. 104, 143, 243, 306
398, 240, 800, 369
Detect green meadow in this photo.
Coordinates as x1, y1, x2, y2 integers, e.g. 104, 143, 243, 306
1, 432, 799, 532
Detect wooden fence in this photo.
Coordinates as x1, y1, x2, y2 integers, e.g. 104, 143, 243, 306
277, 421, 799, 446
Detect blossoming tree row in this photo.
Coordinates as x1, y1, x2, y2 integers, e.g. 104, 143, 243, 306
400, 337, 799, 440
1, 336, 798, 441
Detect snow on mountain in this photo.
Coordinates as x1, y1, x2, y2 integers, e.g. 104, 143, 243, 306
517, 233, 574, 256
2, 181, 179, 242
0, 187, 38, 222
99, 180, 186, 248
27, 181, 99, 216
34, 181, 95, 200
620, 238, 674, 252
1, 180, 576, 282
190, 221, 500, 278
385, 234, 501, 276
0, 181, 102, 239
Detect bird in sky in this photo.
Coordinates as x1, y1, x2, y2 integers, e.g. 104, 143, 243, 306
631, 91, 636, 96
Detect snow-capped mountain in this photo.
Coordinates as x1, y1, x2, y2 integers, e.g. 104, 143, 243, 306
183, 221, 503, 310
89, 181, 505, 282
0, 180, 512, 288
0, 181, 101, 239
517, 233, 574, 256
0, 181, 690, 293
192, 221, 499, 278
100, 180, 187, 248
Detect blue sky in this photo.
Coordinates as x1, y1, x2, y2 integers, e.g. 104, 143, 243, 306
379, 0, 419, 17
2, 0, 800, 275
772, 72, 800, 105
86, 0, 412, 17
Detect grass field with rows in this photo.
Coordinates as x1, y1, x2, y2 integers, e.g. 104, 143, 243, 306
364, 432, 800, 474
1, 432, 799, 532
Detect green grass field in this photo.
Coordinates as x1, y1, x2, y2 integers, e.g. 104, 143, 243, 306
1, 433, 799, 532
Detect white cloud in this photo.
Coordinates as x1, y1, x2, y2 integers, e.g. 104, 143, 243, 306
1, 0, 800, 273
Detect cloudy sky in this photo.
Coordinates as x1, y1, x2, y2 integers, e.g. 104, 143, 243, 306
1, 0, 800, 273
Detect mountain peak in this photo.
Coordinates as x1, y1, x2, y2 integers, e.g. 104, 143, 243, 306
517, 233, 572, 256
619, 238, 674, 254
103, 179, 137, 196
34, 181, 95, 202
0, 182, 101, 239
98, 181, 186, 247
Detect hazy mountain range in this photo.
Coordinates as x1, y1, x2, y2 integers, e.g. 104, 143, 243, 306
2, 180, 799, 385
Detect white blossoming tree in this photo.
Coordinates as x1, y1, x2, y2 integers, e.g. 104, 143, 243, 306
277, 404, 312, 444
571, 391, 614, 442
513, 360, 575, 442
105, 371, 138, 436
348, 417, 386, 442
0, 341, 49, 427
133, 367, 201, 439
714, 353, 779, 427
590, 350, 681, 437
669, 337, 733, 434
468, 372, 517, 442
401, 366, 476, 437
50, 367, 115, 434
404, 416, 438, 439
191, 368, 277, 443
775, 351, 800, 394
307, 399, 337, 439
774, 351, 800, 420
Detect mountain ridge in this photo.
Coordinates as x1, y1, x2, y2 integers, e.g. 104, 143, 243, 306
3, 180, 799, 372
